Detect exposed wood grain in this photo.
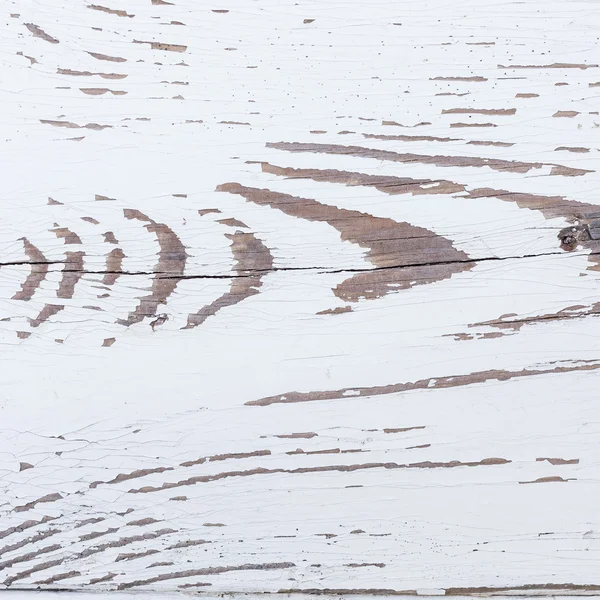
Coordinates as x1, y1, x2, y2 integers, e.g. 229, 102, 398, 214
1, 0, 600, 595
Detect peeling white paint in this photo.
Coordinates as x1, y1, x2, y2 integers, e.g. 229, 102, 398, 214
1, 0, 600, 594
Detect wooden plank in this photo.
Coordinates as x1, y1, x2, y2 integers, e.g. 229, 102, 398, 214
1, 0, 600, 594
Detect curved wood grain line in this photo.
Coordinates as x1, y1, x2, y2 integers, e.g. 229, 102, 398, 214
65, 529, 176, 560
90, 450, 271, 489
0, 516, 57, 541
185, 231, 273, 329
117, 562, 296, 590
128, 458, 511, 494
363, 133, 462, 143
177, 581, 212, 589
430, 76, 488, 81
184, 449, 271, 466
2, 529, 178, 586
115, 549, 159, 562
12, 238, 49, 301
133, 40, 187, 52
26, 250, 86, 329
13, 493, 63, 513
74, 517, 105, 529
446, 584, 600, 595
0, 529, 61, 558
41, 119, 113, 130
90, 466, 174, 489
57, 68, 128, 79
0, 544, 61, 571
466, 188, 600, 220
217, 183, 472, 302
89, 573, 116, 585
87, 51, 127, 63
246, 360, 600, 406
34, 570, 81, 585
79, 527, 119, 542
118, 210, 187, 326
167, 540, 210, 550
468, 140, 515, 147
467, 305, 600, 334
266, 141, 592, 177
25, 23, 59, 44
498, 62, 598, 69
258, 162, 466, 196
280, 585, 600, 596
442, 108, 516, 115
4, 559, 63, 587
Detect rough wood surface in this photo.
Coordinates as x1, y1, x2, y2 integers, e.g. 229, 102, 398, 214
1, 0, 600, 594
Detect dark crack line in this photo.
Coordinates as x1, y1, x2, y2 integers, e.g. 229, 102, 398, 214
322, 249, 567, 274
0, 249, 579, 280
137, 249, 570, 279
73, 267, 319, 277
474, 310, 600, 329
0, 261, 63, 267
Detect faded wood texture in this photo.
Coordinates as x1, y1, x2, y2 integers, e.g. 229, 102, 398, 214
1, 0, 600, 594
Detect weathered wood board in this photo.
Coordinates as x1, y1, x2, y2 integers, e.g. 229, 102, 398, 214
2, 0, 600, 594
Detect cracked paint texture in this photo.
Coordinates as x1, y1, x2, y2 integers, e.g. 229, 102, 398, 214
1, 0, 600, 595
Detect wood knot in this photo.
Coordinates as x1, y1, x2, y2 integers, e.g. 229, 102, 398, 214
558, 225, 589, 251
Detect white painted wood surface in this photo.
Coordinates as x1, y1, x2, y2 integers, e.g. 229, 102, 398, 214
1, 0, 600, 594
